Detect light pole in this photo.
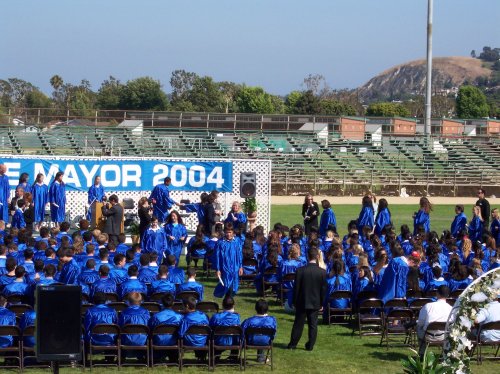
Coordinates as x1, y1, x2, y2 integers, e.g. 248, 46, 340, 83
424, 0, 433, 143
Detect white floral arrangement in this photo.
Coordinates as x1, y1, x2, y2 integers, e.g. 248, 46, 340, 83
443, 268, 500, 373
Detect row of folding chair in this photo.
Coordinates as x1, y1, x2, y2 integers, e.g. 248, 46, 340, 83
88, 323, 274, 371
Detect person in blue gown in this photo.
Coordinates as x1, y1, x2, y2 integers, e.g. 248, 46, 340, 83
319, 200, 337, 238
468, 205, 484, 243
378, 245, 410, 303
119, 265, 147, 300
178, 267, 204, 301
0, 165, 10, 223
150, 265, 177, 297
149, 177, 180, 223
214, 224, 243, 298
119, 292, 150, 350
87, 175, 106, 220
357, 195, 375, 233
450, 205, 467, 238
49, 171, 66, 224
324, 260, 351, 321
165, 255, 185, 283
490, 208, 500, 248
374, 198, 392, 236
91, 265, 118, 297
17, 173, 32, 194
186, 225, 208, 267
184, 193, 208, 227
58, 249, 81, 284
224, 201, 247, 229
179, 296, 210, 360
241, 299, 277, 363
142, 217, 167, 258
148, 293, 183, 362
0, 295, 17, 348
2, 266, 30, 299
413, 197, 432, 235
32, 173, 49, 230
11, 199, 26, 229
164, 211, 187, 264
19, 309, 36, 348
209, 295, 241, 359
84, 292, 118, 346
280, 244, 303, 309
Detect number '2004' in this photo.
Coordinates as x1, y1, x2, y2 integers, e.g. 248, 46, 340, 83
152, 165, 225, 188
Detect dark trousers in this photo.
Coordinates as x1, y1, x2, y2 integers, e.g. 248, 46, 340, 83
289, 308, 319, 349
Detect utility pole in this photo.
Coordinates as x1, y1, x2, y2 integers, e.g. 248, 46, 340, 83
424, 0, 433, 144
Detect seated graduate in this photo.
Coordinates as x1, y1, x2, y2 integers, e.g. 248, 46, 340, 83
22, 249, 36, 275
78, 259, 100, 285
451, 205, 467, 238
353, 265, 376, 302
115, 233, 129, 255
179, 296, 210, 361
242, 239, 258, 275
91, 265, 117, 298
84, 292, 118, 346
323, 260, 351, 321
241, 299, 277, 363
150, 265, 176, 297
119, 292, 151, 348
255, 244, 282, 296
378, 242, 410, 303
97, 248, 114, 271
148, 293, 183, 362
0, 295, 16, 348
372, 248, 389, 288
57, 248, 81, 285
2, 265, 29, 300
425, 266, 448, 292
142, 216, 167, 258
138, 253, 158, 284
119, 265, 147, 300
27, 259, 45, 285
56, 222, 73, 246
474, 298, 500, 343
109, 253, 128, 285
178, 267, 204, 301
165, 254, 185, 284
447, 261, 472, 292
209, 295, 241, 361
124, 246, 141, 270
406, 265, 425, 302
0, 257, 18, 288
186, 225, 208, 268
19, 308, 36, 348
280, 243, 303, 310
34, 264, 59, 288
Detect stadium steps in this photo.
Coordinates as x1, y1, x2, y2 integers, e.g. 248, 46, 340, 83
122, 130, 142, 156
461, 140, 497, 166
147, 130, 173, 157
178, 133, 202, 157
63, 129, 84, 156
233, 135, 255, 158
6, 128, 23, 154
286, 136, 321, 168
37, 130, 55, 155
206, 134, 228, 157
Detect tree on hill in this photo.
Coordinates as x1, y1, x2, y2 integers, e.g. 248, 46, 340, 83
119, 77, 169, 111
366, 102, 410, 117
319, 99, 356, 116
478, 46, 500, 62
96, 76, 123, 110
235, 86, 284, 114
456, 85, 489, 119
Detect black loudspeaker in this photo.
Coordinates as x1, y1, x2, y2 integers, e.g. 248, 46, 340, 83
240, 172, 257, 198
35, 285, 82, 361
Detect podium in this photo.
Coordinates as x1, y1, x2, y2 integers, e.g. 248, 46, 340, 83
90, 202, 124, 233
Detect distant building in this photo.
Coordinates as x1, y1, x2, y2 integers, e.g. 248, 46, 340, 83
472, 119, 500, 135
430, 118, 465, 136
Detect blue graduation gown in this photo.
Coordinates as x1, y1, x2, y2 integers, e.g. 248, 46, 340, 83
164, 223, 187, 264
468, 216, 484, 243
119, 306, 150, 345
150, 279, 176, 297
179, 311, 209, 347
184, 203, 205, 225
319, 208, 337, 237
149, 184, 176, 223
224, 211, 247, 226
11, 208, 26, 229
16, 182, 32, 194
451, 212, 467, 238
0, 307, 17, 347
138, 266, 157, 284
358, 206, 374, 232
178, 281, 204, 301
119, 278, 147, 299
167, 266, 185, 284
49, 181, 66, 222
0, 174, 10, 222
214, 238, 242, 298
2, 281, 30, 298
84, 304, 118, 345
59, 259, 81, 285
209, 311, 241, 346
374, 208, 391, 236
92, 277, 118, 296
32, 183, 48, 222
326, 274, 351, 309
78, 269, 100, 285
490, 218, 500, 247
186, 236, 208, 258
413, 210, 430, 235
142, 227, 167, 258
20, 310, 36, 347
378, 256, 409, 303
241, 315, 277, 346
149, 308, 183, 345
86, 184, 105, 220
109, 267, 128, 285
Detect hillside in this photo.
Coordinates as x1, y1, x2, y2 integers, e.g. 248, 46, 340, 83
358, 56, 492, 103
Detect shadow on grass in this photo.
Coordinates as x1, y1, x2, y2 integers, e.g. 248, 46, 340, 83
369, 350, 408, 362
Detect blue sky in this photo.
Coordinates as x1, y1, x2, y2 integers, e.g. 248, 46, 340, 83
1, 0, 499, 95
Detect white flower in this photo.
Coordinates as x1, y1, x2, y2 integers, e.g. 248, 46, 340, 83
459, 315, 472, 329
470, 292, 488, 303
492, 279, 500, 289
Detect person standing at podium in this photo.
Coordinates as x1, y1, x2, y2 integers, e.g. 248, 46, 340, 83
102, 194, 124, 246
87, 175, 106, 220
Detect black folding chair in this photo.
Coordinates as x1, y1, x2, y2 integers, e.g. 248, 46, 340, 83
179, 325, 212, 369
150, 324, 180, 368
425, 289, 438, 298
21, 325, 52, 369
355, 298, 384, 337
196, 301, 219, 316
409, 298, 433, 318
262, 267, 280, 299
279, 273, 295, 306
243, 327, 274, 370
0, 325, 22, 370
475, 321, 500, 364
150, 292, 174, 303
176, 291, 200, 303
107, 302, 128, 314
327, 291, 353, 325
142, 301, 161, 315
7, 303, 33, 317
120, 324, 150, 367
172, 302, 186, 313
102, 292, 120, 303
240, 259, 258, 288
211, 325, 243, 369
424, 321, 448, 353
380, 309, 415, 349
384, 298, 408, 309
406, 289, 423, 299
88, 323, 121, 369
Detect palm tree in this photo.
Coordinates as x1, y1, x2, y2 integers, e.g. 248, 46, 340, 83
50, 75, 63, 91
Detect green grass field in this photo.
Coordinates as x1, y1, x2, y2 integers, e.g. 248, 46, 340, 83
26, 204, 496, 373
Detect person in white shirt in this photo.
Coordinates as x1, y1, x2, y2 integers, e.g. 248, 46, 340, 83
474, 300, 500, 343
416, 285, 453, 356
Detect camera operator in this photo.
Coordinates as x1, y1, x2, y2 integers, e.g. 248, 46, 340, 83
138, 197, 153, 242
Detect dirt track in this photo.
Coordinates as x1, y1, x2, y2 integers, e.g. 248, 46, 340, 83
271, 195, 500, 205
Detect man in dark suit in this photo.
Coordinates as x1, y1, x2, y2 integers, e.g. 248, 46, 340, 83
101, 194, 123, 246
476, 188, 490, 228
288, 247, 327, 351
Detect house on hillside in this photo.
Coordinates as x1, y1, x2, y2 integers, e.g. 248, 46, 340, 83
472, 119, 500, 135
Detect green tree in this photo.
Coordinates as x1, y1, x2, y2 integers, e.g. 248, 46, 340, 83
366, 102, 411, 117
219, 81, 240, 113
235, 86, 283, 114
285, 91, 303, 113
170, 70, 198, 109
119, 77, 169, 110
25, 89, 52, 108
0, 78, 37, 107
319, 99, 356, 116
293, 90, 321, 114
96, 76, 123, 110
456, 85, 489, 118
186, 76, 225, 112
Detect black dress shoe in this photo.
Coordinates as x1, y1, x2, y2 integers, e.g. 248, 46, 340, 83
287, 344, 297, 350
305, 342, 313, 351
